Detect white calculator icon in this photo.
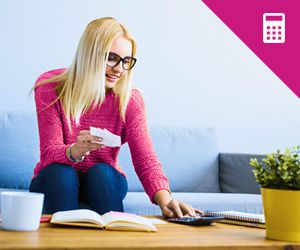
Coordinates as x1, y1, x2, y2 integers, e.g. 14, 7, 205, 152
263, 13, 285, 43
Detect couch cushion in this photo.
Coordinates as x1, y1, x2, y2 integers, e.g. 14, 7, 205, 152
119, 126, 220, 193
123, 192, 263, 215
219, 153, 263, 194
0, 111, 39, 189
0, 189, 263, 216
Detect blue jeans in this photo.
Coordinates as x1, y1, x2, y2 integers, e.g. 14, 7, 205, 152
29, 163, 128, 214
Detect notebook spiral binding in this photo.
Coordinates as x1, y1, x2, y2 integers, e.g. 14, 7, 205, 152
204, 211, 265, 224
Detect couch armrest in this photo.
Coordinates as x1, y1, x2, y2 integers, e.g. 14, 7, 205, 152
218, 153, 265, 194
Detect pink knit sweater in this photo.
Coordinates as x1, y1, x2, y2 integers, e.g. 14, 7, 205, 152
33, 68, 170, 203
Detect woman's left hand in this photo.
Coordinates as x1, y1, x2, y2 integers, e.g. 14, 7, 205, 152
160, 199, 203, 218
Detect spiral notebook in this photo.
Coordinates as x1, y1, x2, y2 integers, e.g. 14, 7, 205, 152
204, 211, 265, 229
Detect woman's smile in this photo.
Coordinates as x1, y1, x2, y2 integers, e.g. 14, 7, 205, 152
105, 73, 119, 83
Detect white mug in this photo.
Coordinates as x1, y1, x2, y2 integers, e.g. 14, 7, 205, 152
0, 191, 44, 231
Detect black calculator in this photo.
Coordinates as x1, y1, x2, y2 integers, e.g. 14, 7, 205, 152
168, 216, 224, 226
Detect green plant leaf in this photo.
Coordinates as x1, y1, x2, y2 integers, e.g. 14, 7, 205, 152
249, 146, 300, 190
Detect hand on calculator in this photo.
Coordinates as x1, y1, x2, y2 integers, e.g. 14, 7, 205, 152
160, 199, 204, 218
168, 215, 224, 226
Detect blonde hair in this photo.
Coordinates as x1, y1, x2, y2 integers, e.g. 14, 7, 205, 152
35, 17, 137, 127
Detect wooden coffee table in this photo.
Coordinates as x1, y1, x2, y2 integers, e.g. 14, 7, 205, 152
0, 216, 300, 250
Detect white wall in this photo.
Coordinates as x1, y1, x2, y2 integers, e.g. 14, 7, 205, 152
0, 0, 299, 153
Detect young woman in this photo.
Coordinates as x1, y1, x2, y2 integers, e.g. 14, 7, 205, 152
30, 17, 202, 218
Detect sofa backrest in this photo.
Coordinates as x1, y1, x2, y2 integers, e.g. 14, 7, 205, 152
119, 126, 220, 193
0, 111, 220, 193
0, 111, 39, 189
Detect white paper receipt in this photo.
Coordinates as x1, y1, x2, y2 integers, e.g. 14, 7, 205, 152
90, 126, 121, 147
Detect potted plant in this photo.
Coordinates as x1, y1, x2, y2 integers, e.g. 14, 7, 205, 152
250, 146, 300, 242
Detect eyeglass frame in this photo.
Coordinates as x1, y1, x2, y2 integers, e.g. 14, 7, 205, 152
105, 52, 137, 70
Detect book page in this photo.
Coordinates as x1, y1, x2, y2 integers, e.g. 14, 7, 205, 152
148, 218, 167, 224
102, 211, 157, 232
51, 209, 104, 227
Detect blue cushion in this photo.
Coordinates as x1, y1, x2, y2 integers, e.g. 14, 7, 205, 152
219, 153, 262, 194
124, 192, 263, 215
0, 111, 39, 189
0, 189, 263, 216
119, 126, 220, 193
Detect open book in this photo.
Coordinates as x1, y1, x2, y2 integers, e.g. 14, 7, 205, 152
50, 209, 157, 232
204, 211, 265, 229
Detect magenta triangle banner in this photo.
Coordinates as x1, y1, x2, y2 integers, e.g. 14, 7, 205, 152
201, 0, 300, 98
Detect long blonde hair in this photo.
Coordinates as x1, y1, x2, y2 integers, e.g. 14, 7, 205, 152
35, 17, 137, 127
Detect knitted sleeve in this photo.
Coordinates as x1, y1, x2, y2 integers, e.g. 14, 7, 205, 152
34, 70, 74, 168
125, 89, 171, 204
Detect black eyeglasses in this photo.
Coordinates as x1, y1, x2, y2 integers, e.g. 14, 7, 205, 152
106, 52, 137, 70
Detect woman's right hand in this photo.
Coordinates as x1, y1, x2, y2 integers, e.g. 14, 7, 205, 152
70, 130, 105, 160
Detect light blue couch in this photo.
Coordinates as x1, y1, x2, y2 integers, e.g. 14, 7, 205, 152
0, 111, 263, 215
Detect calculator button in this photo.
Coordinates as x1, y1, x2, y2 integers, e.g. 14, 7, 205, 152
272, 37, 276, 40
278, 31, 282, 35
278, 26, 282, 29
267, 26, 270, 29
267, 37, 270, 40
267, 31, 270, 35
272, 26, 276, 29
278, 37, 281, 40
272, 31, 276, 34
